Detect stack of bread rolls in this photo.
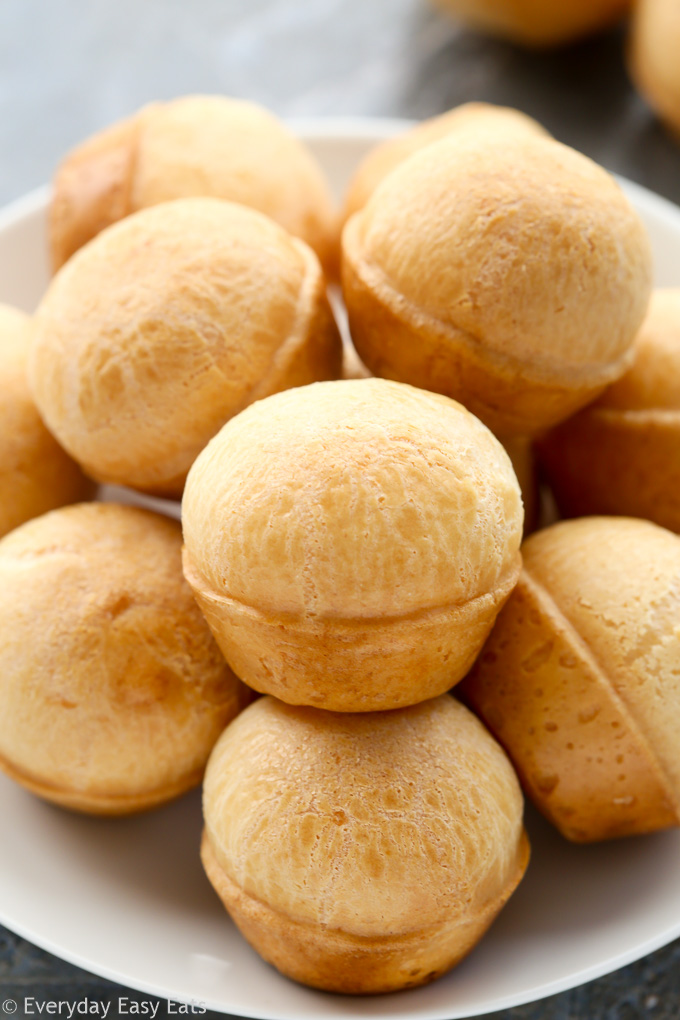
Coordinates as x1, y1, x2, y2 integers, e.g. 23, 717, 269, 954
1, 93, 678, 998
184, 375, 530, 991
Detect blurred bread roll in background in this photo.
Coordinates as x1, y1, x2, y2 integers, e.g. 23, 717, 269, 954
342, 132, 652, 436
0, 303, 93, 539
343, 102, 548, 222
538, 290, 680, 532
630, 0, 680, 137
202, 694, 529, 993
30, 198, 341, 498
0, 503, 250, 815
182, 378, 523, 711
460, 517, 680, 842
431, 0, 630, 47
49, 94, 337, 274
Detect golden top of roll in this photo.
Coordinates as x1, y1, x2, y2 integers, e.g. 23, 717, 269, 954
183, 378, 522, 620
342, 132, 652, 435
593, 289, 680, 412
30, 198, 341, 497
0, 303, 93, 538
351, 132, 649, 378
343, 102, 547, 222
203, 694, 527, 954
0, 502, 248, 814
50, 94, 337, 273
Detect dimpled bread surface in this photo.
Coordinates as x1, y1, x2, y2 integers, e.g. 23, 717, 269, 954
431, 0, 630, 46
182, 378, 523, 711
0, 502, 250, 814
0, 303, 93, 538
340, 346, 540, 534
460, 517, 680, 842
201, 694, 529, 994
342, 131, 652, 436
538, 290, 680, 531
342, 102, 548, 223
50, 94, 337, 273
30, 197, 341, 497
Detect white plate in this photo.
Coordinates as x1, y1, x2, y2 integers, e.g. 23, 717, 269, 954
1, 119, 680, 1020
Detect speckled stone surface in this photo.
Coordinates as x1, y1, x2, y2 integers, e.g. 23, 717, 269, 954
1, 926, 680, 1018
1, 2, 680, 1018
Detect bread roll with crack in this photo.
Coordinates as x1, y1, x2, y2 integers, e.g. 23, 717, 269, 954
342, 132, 652, 436
0, 303, 93, 538
182, 378, 523, 712
30, 198, 341, 497
538, 290, 680, 532
201, 694, 529, 994
0, 502, 250, 814
459, 517, 680, 842
49, 95, 337, 274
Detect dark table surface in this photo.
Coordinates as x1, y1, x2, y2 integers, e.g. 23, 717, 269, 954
1, 2, 680, 1018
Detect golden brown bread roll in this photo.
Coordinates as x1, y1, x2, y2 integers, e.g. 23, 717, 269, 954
431, 0, 630, 47
0, 303, 94, 538
630, 0, 680, 137
30, 198, 342, 498
537, 290, 680, 532
459, 517, 680, 842
0, 502, 250, 815
50, 95, 337, 274
202, 694, 529, 994
342, 132, 653, 437
343, 103, 547, 223
182, 378, 523, 712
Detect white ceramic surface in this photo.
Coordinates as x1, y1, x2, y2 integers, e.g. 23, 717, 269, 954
1, 120, 680, 1019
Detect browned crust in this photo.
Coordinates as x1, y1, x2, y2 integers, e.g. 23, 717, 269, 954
0, 746, 204, 816
200, 828, 530, 994
341, 218, 619, 438
49, 114, 146, 273
460, 569, 680, 842
183, 548, 521, 712
537, 409, 680, 533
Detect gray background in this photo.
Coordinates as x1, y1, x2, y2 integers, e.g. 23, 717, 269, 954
1, 1, 680, 1018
